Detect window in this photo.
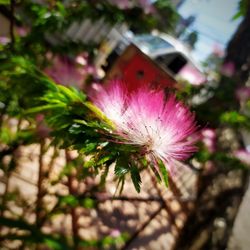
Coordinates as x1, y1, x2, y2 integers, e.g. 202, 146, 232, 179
156, 53, 187, 75
133, 35, 173, 53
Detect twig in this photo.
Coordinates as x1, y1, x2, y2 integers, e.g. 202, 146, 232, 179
47, 146, 59, 179
10, 0, 15, 48
0, 147, 18, 232
36, 140, 45, 228
0, 172, 11, 222
65, 150, 79, 249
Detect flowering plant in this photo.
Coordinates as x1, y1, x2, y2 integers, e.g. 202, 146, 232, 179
0, 1, 250, 249
21, 76, 197, 192
93, 80, 198, 179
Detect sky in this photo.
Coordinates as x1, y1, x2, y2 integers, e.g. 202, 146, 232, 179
178, 0, 242, 62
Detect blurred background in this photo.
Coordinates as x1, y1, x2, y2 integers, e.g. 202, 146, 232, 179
0, 0, 250, 249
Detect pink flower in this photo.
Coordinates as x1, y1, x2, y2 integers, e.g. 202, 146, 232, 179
212, 43, 224, 58
110, 0, 155, 13
178, 64, 206, 85
93, 80, 198, 166
45, 55, 97, 90
93, 80, 127, 127
220, 61, 235, 77
138, 0, 155, 14
234, 150, 250, 166
110, 0, 131, 9
0, 36, 10, 45
75, 52, 89, 66
16, 26, 30, 37
236, 86, 250, 102
201, 128, 216, 153
35, 114, 51, 139
45, 56, 87, 89
110, 229, 121, 237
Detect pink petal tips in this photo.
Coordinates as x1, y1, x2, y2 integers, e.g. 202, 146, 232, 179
93, 80, 198, 165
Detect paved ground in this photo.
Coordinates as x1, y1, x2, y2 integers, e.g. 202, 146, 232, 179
228, 180, 250, 250
0, 142, 199, 250
1, 139, 248, 250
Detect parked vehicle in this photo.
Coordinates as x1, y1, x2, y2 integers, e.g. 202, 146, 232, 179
97, 31, 205, 85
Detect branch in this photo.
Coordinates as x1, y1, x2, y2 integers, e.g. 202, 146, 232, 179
65, 150, 79, 249
10, 0, 15, 48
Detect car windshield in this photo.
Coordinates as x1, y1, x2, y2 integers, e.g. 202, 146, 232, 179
133, 35, 173, 53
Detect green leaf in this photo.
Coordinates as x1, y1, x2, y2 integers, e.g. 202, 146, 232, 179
25, 104, 66, 114
73, 119, 88, 126
114, 159, 129, 177
150, 164, 162, 183
68, 124, 84, 135
194, 147, 211, 163
0, 0, 10, 4
130, 165, 141, 193
114, 175, 126, 195
82, 142, 97, 154
158, 159, 169, 187
44, 238, 67, 250
59, 194, 78, 207
220, 111, 247, 124
99, 166, 109, 188
83, 157, 96, 168
56, 85, 84, 103
232, 0, 249, 19
232, 11, 242, 20
96, 155, 113, 165
81, 197, 96, 208
102, 236, 114, 246
119, 176, 125, 195
84, 101, 114, 127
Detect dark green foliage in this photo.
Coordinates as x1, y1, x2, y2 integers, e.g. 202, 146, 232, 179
220, 111, 250, 130
233, 0, 250, 19
0, 0, 10, 4
158, 159, 169, 188
5, 65, 148, 194
130, 164, 142, 193
0, 217, 69, 250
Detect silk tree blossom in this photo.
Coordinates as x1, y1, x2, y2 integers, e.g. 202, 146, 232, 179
0, 36, 10, 45
212, 43, 225, 58
45, 55, 97, 89
220, 61, 235, 77
201, 128, 216, 153
45, 56, 85, 88
110, 0, 131, 9
236, 86, 250, 102
138, 0, 155, 14
109, 229, 121, 238
234, 149, 250, 166
93, 80, 128, 127
16, 26, 30, 37
35, 114, 51, 139
93, 80, 198, 167
178, 64, 206, 85
109, 0, 155, 13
